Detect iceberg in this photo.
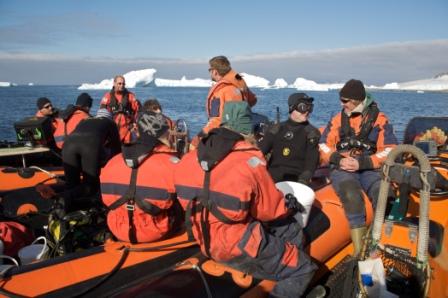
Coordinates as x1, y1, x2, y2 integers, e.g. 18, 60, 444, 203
78, 69, 157, 90
272, 78, 289, 89
28, 83, 34, 86
76, 67, 448, 92
240, 73, 270, 88
381, 74, 448, 91
289, 77, 343, 91
154, 76, 212, 87
0, 82, 12, 87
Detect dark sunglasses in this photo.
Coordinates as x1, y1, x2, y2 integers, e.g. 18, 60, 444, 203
295, 102, 313, 114
340, 97, 351, 103
43, 104, 53, 109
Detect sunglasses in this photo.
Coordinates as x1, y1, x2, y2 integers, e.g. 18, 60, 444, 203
42, 104, 53, 109
295, 102, 313, 114
340, 97, 351, 103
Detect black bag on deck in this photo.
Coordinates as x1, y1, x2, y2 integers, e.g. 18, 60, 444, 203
14, 116, 54, 147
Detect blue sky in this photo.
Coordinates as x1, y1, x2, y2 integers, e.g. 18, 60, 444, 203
0, 0, 447, 84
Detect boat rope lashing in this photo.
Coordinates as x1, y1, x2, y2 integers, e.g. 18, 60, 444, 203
336, 102, 379, 155
107, 168, 164, 244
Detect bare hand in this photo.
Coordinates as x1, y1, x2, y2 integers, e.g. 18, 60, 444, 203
339, 157, 360, 172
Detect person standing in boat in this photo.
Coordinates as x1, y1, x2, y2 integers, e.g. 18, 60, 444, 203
53, 92, 93, 149
61, 109, 121, 210
192, 56, 257, 146
175, 101, 317, 297
99, 75, 140, 144
100, 111, 182, 243
259, 92, 320, 185
319, 79, 398, 255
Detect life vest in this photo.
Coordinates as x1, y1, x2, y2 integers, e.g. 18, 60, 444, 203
53, 107, 90, 148
109, 89, 131, 115
224, 70, 257, 107
175, 128, 289, 261
101, 145, 179, 243
336, 102, 379, 155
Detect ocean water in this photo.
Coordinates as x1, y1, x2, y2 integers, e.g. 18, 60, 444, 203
0, 85, 447, 142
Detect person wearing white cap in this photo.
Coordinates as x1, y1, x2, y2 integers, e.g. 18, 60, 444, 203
61, 110, 121, 210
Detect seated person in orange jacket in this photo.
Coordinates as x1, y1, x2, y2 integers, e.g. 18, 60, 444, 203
54, 93, 93, 149
319, 79, 398, 255
35, 97, 59, 132
100, 111, 182, 243
142, 97, 175, 130
174, 101, 316, 297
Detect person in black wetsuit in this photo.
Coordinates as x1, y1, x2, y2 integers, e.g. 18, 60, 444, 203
258, 92, 321, 185
61, 108, 121, 210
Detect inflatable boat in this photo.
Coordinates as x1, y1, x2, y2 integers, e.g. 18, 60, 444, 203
0, 116, 447, 297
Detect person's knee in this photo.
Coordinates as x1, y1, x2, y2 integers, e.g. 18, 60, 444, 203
338, 180, 365, 214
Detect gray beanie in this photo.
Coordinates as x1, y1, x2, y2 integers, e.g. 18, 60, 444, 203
96, 108, 113, 120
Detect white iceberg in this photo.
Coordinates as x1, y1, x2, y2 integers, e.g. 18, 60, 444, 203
78, 69, 157, 90
28, 83, 34, 86
240, 73, 270, 88
272, 78, 289, 89
289, 77, 343, 91
0, 82, 12, 87
381, 74, 448, 91
155, 76, 212, 87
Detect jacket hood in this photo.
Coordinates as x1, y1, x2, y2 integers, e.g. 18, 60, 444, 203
122, 138, 159, 168
197, 128, 243, 172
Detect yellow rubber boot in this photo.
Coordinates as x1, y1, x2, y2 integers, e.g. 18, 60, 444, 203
351, 226, 367, 257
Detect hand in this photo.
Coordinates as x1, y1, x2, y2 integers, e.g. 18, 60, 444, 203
339, 157, 360, 172
284, 194, 305, 213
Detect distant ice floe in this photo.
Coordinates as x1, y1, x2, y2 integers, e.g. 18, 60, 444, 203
78, 69, 157, 90
77, 68, 448, 91
0, 82, 12, 87
289, 77, 343, 91
381, 74, 448, 91
240, 73, 270, 88
155, 76, 212, 87
28, 83, 34, 86
272, 78, 288, 89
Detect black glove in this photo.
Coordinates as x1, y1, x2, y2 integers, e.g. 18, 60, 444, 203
284, 193, 305, 213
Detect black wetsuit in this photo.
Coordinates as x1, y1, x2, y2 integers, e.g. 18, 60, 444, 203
62, 117, 121, 209
259, 119, 320, 184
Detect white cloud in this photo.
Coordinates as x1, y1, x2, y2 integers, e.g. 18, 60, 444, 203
1, 40, 447, 85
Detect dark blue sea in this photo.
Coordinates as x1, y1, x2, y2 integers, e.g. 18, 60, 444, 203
0, 85, 447, 142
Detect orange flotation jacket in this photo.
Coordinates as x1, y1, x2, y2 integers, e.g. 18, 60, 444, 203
203, 70, 257, 134
53, 107, 90, 149
100, 89, 139, 143
174, 128, 290, 262
319, 98, 398, 169
100, 143, 180, 243
224, 70, 257, 107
